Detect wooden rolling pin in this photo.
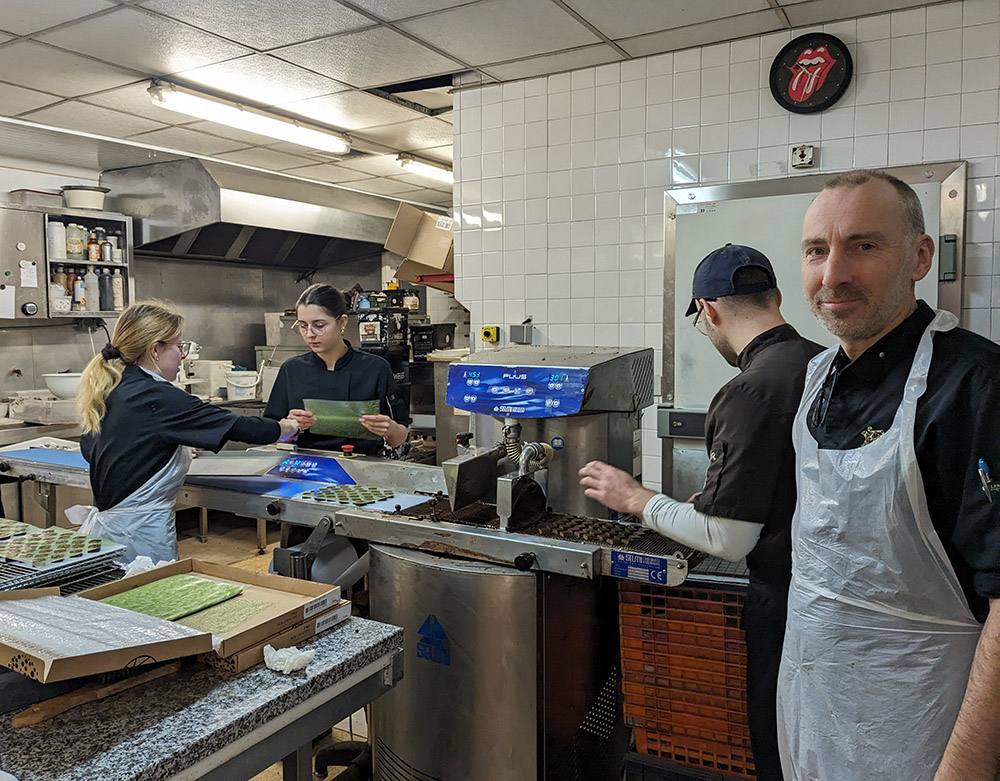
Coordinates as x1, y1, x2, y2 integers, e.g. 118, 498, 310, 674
11, 661, 182, 727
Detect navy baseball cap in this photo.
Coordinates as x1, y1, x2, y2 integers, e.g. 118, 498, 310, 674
685, 244, 778, 316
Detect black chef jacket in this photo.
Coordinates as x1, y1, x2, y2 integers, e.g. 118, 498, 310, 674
264, 343, 410, 455
81, 365, 280, 510
807, 300, 1000, 621
694, 324, 825, 589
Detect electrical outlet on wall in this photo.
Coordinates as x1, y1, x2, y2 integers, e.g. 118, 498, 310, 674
790, 144, 815, 169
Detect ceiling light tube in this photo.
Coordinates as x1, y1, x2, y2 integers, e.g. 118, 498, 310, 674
148, 81, 350, 155
396, 153, 454, 184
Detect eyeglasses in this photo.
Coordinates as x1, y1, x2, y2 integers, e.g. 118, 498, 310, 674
293, 320, 333, 335
161, 340, 193, 357
691, 305, 708, 336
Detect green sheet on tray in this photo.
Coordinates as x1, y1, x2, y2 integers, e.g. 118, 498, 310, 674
176, 597, 272, 635
100, 574, 243, 621
304, 398, 380, 440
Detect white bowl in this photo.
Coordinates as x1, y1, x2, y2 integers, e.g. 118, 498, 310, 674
61, 185, 110, 210
42, 373, 83, 399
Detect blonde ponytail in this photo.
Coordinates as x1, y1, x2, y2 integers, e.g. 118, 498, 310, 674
77, 300, 183, 434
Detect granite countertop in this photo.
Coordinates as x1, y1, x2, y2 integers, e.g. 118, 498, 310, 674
0, 617, 402, 781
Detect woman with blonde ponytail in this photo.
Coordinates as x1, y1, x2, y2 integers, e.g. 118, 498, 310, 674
73, 301, 299, 562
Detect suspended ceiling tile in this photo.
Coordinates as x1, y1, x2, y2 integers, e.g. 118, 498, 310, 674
276, 27, 462, 89
0, 41, 139, 97
0, 82, 64, 116
391, 171, 454, 189
277, 89, 425, 132
216, 146, 316, 171
141, 0, 372, 51
395, 86, 453, 110
0, 0, 114, 36
37, 6, 252, 76
20, 100, 168, 138
565, 0, 772, 41
125, 125, 248, 155
783, 0, 932, 26
0, 32, 14, 44
360, 0, 477, 22
342, 176, 419, 195
182, 119, 285, 145
82, 81, 182, 123
171, 55, 349, 107
414, 144, 453, 163
282, 162, 376, 183
337, 153, 411, 177
398, 0, 599, 65
481, 44, 623, 82
619, 10, 784, 58
354, 117, 454, 151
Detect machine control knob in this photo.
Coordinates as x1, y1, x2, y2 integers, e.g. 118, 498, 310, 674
456, 432, 474, 447
514, 552, 537, 571
0, 462, 10, 472
21, 302, 38, 316
265, 501, 281, 516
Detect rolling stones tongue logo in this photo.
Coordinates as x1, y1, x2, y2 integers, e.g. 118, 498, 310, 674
787, 46, 836, 102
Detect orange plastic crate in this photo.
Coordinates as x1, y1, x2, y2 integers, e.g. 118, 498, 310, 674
620, 581, 755, 779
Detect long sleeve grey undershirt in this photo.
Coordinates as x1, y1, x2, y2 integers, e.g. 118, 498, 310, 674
641, 494, 764, 561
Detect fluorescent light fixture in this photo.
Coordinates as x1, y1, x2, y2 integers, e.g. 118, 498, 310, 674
396, 153, 453, 184
148, 81, 350, 155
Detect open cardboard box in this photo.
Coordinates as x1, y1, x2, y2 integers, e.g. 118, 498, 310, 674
80, 559, 341, 658
0, 590, 211, 683
385, 202, 455, 294
200, 599, 353, 674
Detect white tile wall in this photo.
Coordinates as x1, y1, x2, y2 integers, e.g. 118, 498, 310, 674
454, 0, 1000, 491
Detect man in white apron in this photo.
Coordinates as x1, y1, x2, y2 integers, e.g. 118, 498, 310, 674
779, 169, 1000, 779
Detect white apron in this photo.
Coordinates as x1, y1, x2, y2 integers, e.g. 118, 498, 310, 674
67, 445, 191, 563
777, 310, 982, 780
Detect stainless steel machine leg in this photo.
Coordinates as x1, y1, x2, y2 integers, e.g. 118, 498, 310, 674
257, 517, 267, 555
199, 507, 208, 543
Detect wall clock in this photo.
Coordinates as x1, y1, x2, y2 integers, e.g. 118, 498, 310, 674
769, 33, 853, 114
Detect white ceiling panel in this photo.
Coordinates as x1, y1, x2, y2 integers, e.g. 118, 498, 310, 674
0, 82, 63, 116
0, 42, 139, 97
277, 89, 426, 131
391, 170, 454, 188
342, 177, 420, 195
141, 0, 372, 51
399, 0, 599, 65
181, 119, 286, 145
37, 7, 252, 76
282, 162, 376, 183
482, 43, 622, 82
336, 153, 412, 177
82, 81, 182, 123
359, 0, 478, 22
412, 144, 453, 163
20, 100, 168, 137
0, 0, 114, 36
355, 117, 454, 151
216, 146, 316, 170
172, 55, 349, 107
566, 0, 772, 41
125, 126, 248, 155
276, 27, 462, 89
619, 10, 784, 58
0, 32, 14, 44
784, 0, 934, 26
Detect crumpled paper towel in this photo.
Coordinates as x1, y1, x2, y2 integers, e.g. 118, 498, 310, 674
123, 555, 175, 578
264, 644, 315, 674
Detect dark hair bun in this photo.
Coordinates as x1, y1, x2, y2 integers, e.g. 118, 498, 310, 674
295, 283, 348, 318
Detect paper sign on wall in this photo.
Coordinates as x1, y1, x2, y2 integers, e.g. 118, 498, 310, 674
19, 261, 37, 288
0, 284, 14, 319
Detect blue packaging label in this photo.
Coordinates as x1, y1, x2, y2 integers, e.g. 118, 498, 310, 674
446, 364, 590, 417
611, 551, 670, 584
266, 455, 356, 485
416, 614, 451, 666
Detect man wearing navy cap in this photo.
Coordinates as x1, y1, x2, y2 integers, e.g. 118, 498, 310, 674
580, 243, 822, 780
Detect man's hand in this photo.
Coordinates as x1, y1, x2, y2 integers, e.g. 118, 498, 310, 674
287, 408, 317, 429
578, 460, 656, 517
360, 415, 408, 448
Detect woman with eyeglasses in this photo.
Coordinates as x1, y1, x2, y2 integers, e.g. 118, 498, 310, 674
74, 300, 300, 561
264, 283, 410, 454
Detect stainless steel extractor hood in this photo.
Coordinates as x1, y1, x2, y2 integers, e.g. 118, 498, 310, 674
102, 159, 397, 270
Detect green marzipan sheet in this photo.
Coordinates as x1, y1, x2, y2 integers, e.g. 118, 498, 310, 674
176, 597, 273, 635
304, 398, 380, 440
101, 574, 244, 621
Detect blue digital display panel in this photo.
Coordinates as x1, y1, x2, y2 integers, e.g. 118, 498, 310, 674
266, 455, 356, 485
445, 364, 590, 417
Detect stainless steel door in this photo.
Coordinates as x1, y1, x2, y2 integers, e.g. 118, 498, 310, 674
370, 544, 538, 781
0, 207, 45, 319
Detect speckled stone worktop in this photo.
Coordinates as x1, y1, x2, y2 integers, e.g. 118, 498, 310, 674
0, 617, 402, 781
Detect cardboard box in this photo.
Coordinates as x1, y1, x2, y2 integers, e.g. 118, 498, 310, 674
200, 599, 352, 674
384, 202, 455, 294
81, 559, 340, 658
0, 592, 211, 683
